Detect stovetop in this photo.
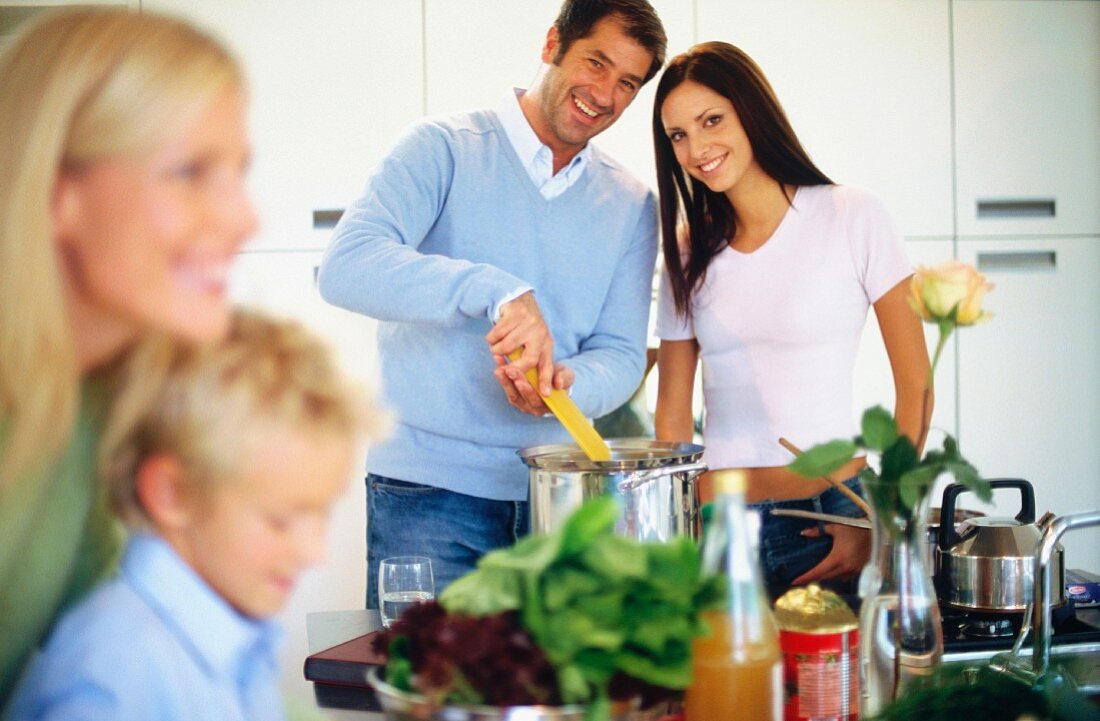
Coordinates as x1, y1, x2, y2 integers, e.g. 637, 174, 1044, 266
941, 598, 1100, 654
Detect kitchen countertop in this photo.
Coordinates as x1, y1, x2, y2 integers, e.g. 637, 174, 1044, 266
305, 605, 1100, 719
306, 610, 383, 721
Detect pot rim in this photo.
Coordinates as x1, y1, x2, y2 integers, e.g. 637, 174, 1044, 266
518, 438, 704, 472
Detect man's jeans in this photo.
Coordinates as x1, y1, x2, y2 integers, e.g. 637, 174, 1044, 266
365, 474, 529, 609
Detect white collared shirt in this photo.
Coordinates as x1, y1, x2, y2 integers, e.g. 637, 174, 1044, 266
496, 88, 591, 200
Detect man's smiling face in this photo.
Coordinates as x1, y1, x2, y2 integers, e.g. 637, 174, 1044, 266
532, 15, 654, 156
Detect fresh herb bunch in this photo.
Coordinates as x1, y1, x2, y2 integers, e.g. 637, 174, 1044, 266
372, 601, 561, 706
376, 497, 724, 721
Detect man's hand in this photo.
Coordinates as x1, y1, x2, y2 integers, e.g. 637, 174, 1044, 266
486, 291, 554, 397
791, 523, 871, 585
492, 358, 575, 417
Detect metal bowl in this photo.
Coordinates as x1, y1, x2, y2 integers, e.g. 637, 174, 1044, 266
367, 667, 664, 721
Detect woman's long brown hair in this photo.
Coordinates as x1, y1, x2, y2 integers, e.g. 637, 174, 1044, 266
652, 42, 833, 318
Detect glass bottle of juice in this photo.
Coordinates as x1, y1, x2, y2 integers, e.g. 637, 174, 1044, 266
686, 469, 782, 721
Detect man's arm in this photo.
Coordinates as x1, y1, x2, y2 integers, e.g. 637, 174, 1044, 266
317, 122, 529, 326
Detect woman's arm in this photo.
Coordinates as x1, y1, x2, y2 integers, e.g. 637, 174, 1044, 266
874, 276, 933, 452
654, 339, 699, 442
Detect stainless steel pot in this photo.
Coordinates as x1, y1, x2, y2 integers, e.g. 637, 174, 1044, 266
936, 479, 1065, 613
519, 439, 706, 542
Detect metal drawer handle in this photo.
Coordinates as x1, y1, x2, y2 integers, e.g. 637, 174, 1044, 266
312, 208, 345, 229
976, 199, 1056, 219
977, 251, 1056, 272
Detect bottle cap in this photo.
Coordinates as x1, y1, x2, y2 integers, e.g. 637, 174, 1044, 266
711, 469, 747, 495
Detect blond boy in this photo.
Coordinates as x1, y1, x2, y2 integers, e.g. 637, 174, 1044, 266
9, 309, 374, 721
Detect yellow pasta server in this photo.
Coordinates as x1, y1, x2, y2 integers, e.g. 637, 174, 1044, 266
507, 350, 611, 462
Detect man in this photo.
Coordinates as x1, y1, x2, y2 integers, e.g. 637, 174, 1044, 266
318, 0, 666, 607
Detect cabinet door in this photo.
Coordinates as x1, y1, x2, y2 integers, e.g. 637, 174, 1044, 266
954, 0, 1100, 237
696, 0, 954, 239
228, 250, 379, 387
144, 0, 424, 251
423, 0, 695, 191
956, 237, 1100, 571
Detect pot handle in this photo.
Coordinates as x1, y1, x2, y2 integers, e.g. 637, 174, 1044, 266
938, 478, 1037, 552
617, 462, 708, 490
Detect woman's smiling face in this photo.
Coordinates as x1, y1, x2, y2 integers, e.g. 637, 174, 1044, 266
660, 79, 765, 196
54, 86, 257, 346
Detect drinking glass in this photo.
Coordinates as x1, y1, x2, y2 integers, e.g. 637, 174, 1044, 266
378, 556, 434, 628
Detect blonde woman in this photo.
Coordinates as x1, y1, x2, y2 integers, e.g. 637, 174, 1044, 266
0, 7, 256, 705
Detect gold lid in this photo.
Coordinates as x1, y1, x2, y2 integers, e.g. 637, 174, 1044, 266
712, 469, 747, 495
774, 584, 858, 633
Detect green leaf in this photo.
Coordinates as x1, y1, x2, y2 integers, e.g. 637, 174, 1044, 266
860, 468, 898, 514
438, 565, 521, 614
579, 533, 647, 581
787, 439, 858, 478
942, 433, 960, 458
614, 650, 694, 689
480, 530, 562, 574
584, 693, 610, 721
861, 406, 899, 451
643, 537, 702, 592
557, 663, 591, 704
560, 497, 620, 558
879, 435, 919, 483
541, 566, 604, 611
898, 464, 939, 511
572, 591, 625, 627
945, 461, 991, 502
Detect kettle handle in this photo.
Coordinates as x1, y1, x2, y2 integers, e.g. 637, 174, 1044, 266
938, 478, 1037, 552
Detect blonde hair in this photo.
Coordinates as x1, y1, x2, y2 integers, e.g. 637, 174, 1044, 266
0, 7, 243, 485
102, 307, 382, 530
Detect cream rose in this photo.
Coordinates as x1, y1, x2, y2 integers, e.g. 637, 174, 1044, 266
908, 261, 993, 326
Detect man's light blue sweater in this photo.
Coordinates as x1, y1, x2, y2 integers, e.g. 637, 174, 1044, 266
318, 109, 657, 501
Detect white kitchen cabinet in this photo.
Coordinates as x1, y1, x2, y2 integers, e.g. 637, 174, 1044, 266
143, 0, 424, 251
423, 0, 696, 191
228, 250, 379, 387
956, 237, 1100, 571
695, 0, 954, 239
953, 0, 1100, 237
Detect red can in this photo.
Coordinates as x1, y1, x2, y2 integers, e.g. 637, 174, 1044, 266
774, 585, 859, 721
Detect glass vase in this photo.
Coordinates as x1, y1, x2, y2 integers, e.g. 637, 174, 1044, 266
857, 475, 943, 717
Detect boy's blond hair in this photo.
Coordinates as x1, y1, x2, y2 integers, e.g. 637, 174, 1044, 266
101, 308, 379, 529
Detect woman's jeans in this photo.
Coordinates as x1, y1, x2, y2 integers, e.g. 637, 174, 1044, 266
749, 476, 865, 595
365, 474, 528, 609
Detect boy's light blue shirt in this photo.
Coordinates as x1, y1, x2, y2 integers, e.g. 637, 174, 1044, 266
319, 101, 658, 502
7, 534, 285, 721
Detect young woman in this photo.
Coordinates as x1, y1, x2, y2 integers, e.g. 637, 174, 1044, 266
651, 42, 930, 592
0, 8, 257, 706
